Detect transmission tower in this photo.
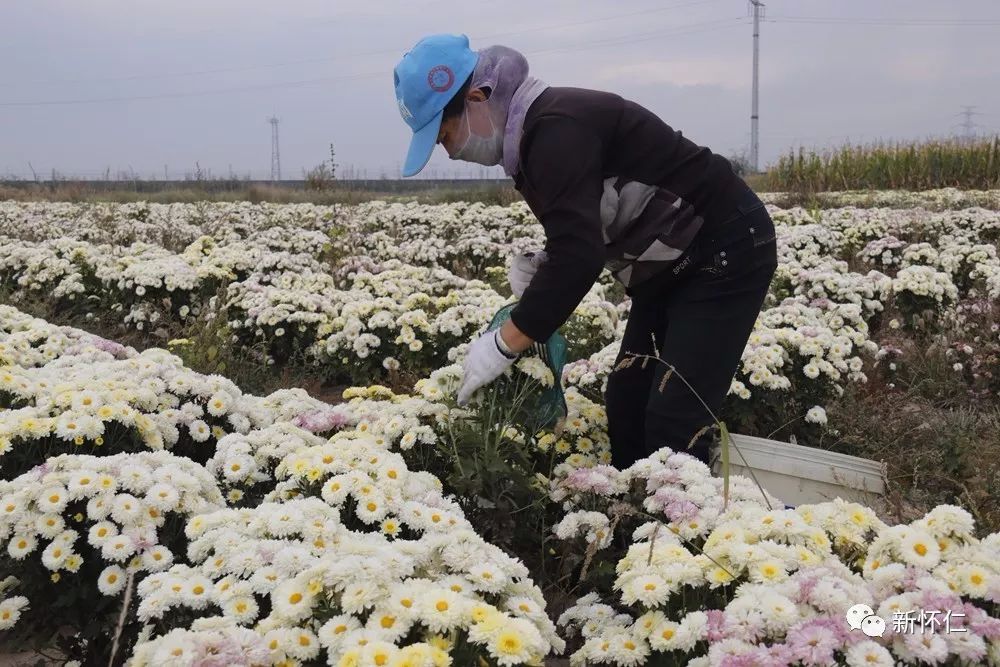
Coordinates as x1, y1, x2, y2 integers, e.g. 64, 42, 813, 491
748, 0, 765, 172
268, 116, 282, 182
957, 106, 982, 141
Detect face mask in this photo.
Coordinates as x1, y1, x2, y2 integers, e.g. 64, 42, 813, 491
446, 99, 503, 166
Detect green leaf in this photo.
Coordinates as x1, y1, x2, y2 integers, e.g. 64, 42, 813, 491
206, 345, 218, 361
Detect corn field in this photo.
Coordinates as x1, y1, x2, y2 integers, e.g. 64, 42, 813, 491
764, 136, 1000, 192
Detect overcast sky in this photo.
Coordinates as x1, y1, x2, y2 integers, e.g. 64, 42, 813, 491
2, 0, 999, 180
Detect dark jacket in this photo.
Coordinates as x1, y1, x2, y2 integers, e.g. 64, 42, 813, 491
509, 86, 752, 343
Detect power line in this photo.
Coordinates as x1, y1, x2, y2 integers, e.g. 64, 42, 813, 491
0, 71, 383, 107
525, 17, 749, 57
463, 0, 730, 42
0, 18, 749, 108
766, 15, 1000, 27
2, 0, 729, 88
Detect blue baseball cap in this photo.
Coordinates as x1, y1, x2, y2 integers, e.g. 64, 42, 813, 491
394, 34, 479, 177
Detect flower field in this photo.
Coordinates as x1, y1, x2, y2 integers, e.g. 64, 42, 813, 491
1, 192, 999, 666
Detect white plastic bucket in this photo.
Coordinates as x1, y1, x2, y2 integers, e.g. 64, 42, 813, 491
712, 433, 887, 507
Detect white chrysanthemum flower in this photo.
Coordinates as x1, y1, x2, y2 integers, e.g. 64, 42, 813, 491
317, 614, 363, 652
921, 504, 976, 538
54, 414, 84, 442
93, 472, 118, 493
222, 595, 260, 624
271, 579, 314, 622
605, 632, 650, 667
119, 464, 154, 494
902, 630, 950, 664
620, 574, 671, 607
805, 405, 828, 424
419, 588, 466, 633
0, 596, 29, 631
98, 565, 127, 596
7, 534, 37, 560
102, 535, 137, 562
284, 627, 320, 660
749, 559, 789, 584
84, 494, 114, 521
485, 617, 543, 666
183, 575, 214, 610
77, 415, 105, 439
189, 419, 211, 442
67, 471, 99, 498
222, 455, 255, 483
206, 393, 231, 417
141, 545, 173, 572
845, 640, 894, 667
148, 632, 196, 663
321, 476, 351, 505
515, 357, 555, 387
111, 494, 144, 526
37, 485, 69, 513
41, 541, 72, 570
958, 564, 991, 598
35, 513, 65, 539
899, 530, 941, 568
87, 521, 118, 548
145, 483, 180, 511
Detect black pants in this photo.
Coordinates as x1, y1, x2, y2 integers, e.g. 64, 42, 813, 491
605, 190, 778, 469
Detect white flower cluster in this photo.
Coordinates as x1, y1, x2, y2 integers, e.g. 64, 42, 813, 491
0, 200, 344, 251
206, 422, 332, 504
818, 207, 912, 251
134, 434, 565, 665
0, 343, 271, 467
892, 265, 961, 308
225, 269, 341, 342
739, 297, 876, 392
858, 235, 911, 271
0, 305, 366, 479
783, 263, 893, 319
336, 200, 544, 277
226, 258, 618, 379
562, 341, 620, 399
759, 188, 1000, 211
2, 305, 569, 663
0, 233, 324, 335
0, 304, 136, 369
911, 236, 998, 292
924, 207, 1000, 244
2, 194, 999, 664
837, 207, 1000, 284
0, 451, 224, 631
551, 448, 1000, 666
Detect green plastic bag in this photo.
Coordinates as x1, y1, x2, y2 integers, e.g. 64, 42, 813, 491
486, 303, 569, 432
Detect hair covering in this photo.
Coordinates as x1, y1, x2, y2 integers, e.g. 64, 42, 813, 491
467, 45, 549, 177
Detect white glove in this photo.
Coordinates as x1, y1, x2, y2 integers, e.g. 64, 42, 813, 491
456, 329, 517, 406
508, 251, 548, 298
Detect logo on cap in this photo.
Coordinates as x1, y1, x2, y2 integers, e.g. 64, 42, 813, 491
427, 65, 455, 93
